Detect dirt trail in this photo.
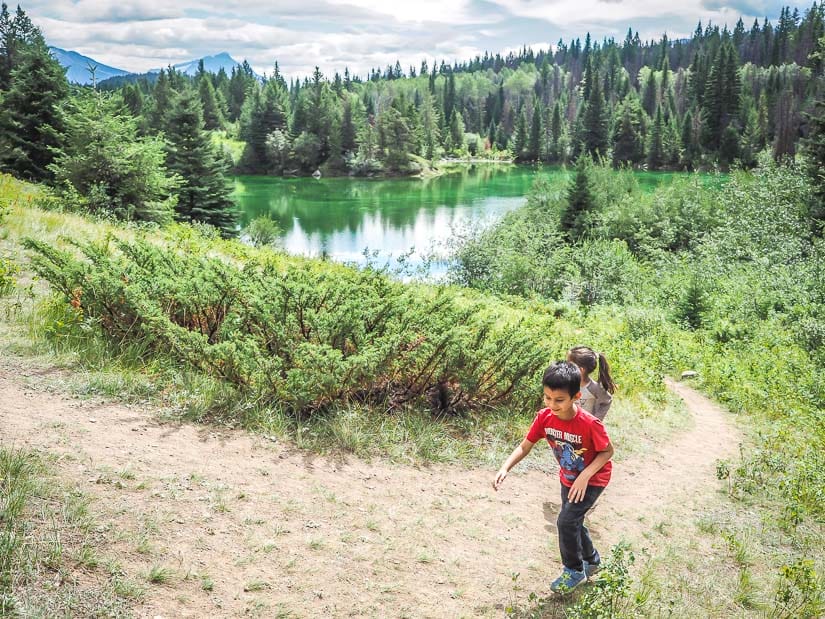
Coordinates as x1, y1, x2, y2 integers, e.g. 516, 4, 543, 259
0, 366, 741, 618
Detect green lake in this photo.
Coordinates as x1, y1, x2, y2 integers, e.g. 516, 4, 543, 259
232, 165, 681, 272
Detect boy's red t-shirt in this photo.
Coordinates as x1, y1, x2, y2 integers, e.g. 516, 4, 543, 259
525, 405, 612, 488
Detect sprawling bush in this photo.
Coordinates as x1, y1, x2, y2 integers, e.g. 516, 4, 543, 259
24, 236, 557, 416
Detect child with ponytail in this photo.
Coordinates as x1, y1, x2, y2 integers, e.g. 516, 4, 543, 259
566, 346, 615, 421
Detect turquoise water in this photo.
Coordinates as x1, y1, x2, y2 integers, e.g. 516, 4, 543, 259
232, 165, 681, 270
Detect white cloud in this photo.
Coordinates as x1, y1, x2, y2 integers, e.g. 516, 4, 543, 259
27, 0, 810, 79
325, 0, 477, 24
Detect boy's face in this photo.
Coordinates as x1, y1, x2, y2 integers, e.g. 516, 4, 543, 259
543, 386, 579, 418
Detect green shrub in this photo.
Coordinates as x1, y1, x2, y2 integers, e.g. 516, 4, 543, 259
24, 236, 552, 416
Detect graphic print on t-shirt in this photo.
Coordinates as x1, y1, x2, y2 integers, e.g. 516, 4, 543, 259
546, 428, 586, 483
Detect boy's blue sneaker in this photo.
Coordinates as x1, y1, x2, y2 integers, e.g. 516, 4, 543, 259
584, 560, 601, 578
550, 567, 587, 594
584, 551, 601, 578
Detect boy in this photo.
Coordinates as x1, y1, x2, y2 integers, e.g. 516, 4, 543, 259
492, 361, 614, 593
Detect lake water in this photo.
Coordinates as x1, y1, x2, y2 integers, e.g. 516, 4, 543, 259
232, 165, 677, 273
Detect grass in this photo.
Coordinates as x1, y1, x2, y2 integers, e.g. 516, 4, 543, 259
1, 175, 685, 471
0, 446, 133, 615
146, 564, 175, 585
3, 173, 823, 616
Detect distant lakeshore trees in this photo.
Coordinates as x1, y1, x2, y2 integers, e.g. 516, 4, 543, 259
1, 3, 825, 229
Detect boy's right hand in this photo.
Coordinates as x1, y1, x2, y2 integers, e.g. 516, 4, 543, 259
492, 469, 508, 491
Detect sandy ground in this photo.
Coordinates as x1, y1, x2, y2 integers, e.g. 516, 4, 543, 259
0, 363, 741, 618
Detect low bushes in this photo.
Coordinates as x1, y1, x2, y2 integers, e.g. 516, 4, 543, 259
25, 235, 555, 416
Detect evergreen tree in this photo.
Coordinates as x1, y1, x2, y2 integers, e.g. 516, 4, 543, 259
803, 97, 825, 231
50, 91, 178, 222
513, 106, 528, 160
680, 108, 700, 168
341, 96, 358, 155
164, 89, 237, 236
582, 76, 609, 157
527, 101, 542, 160
240, 81, 287, 172
448, 105, 465, 153
0, 14, 67, 181
550, 100, 564, 160
377, 104, 413, 171
642, 70, 658, 116
198, 76, 225, 130
419, 92, 441, 159
647, 106, 665, 168
560, 156, 595, 241
612, 95, 645, 165
148, 69, 172, 131
719, 123, 741, 166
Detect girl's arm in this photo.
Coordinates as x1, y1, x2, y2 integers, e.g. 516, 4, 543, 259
492, 438, 535, 490
592, 382, 613, 420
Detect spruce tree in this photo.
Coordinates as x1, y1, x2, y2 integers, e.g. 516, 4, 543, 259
802, 98, 825, 231
199, 77, 225, 130
642, 71, 658, 116
612, 95, 645, 165
560, 156, 595, 242
527, 101, 541, 160
448, 105, 465, 154
0, 15, 67, 181
681, 108, 700, 168
50, 91, 177, 222
164, 89, 238, 236
550, 100, 563, 161
582, 76, 609, 158
513, 107, 528, 160
647, 106, 665, 169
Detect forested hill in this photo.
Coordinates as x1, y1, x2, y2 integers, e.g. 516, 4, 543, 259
106, 3, 825, 176
1, 3, 825, 232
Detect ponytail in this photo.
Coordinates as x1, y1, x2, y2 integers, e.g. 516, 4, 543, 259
597, 352, 616, 394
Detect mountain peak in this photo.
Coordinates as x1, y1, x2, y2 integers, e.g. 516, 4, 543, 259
49, 46, 131, 85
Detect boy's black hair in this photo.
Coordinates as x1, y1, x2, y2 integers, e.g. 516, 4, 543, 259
542, 361, 581, 398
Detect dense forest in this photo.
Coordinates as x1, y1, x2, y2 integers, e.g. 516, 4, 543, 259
1, 3, 825, 234
105, 2, 825, 177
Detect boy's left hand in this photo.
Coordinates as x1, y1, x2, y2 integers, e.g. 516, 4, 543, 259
567, 476, 589, 503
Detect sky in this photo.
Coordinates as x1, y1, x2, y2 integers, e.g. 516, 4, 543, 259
27, 0, 814, 79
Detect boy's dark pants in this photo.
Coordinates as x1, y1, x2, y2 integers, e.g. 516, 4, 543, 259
558, 483, 604, 572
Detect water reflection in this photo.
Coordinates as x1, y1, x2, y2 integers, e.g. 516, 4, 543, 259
232, 164, 678, 270
233, 165, 548, 267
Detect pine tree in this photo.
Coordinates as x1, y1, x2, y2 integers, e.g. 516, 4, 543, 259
560, 156, 595, 241
612, 95, 645, 165
642, 70, 658, 116
448, 105, 465, 154
513, 106, 528, 160
647, 106, 665, 169
582, 76, 609, 157
0, 15, 67, 181
527, 101, 541, 160
50, 91, 177, 222
802, 98, 825, 231
199, 77, 225, 130
164, 89, 238, 236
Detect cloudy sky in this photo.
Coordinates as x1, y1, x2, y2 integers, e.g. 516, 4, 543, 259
28, 0, 811, 79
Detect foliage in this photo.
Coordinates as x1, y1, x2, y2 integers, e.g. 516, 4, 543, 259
58, 3, 825, 180
560, 156, 596, 241
244, 214, 280, 247
49, 90, 178, 223
164, 89, 238, 236
0, 5, 67, 181
24, 236, 555, 416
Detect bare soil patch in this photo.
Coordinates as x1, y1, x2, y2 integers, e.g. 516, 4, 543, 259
0, 363, 740, 618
